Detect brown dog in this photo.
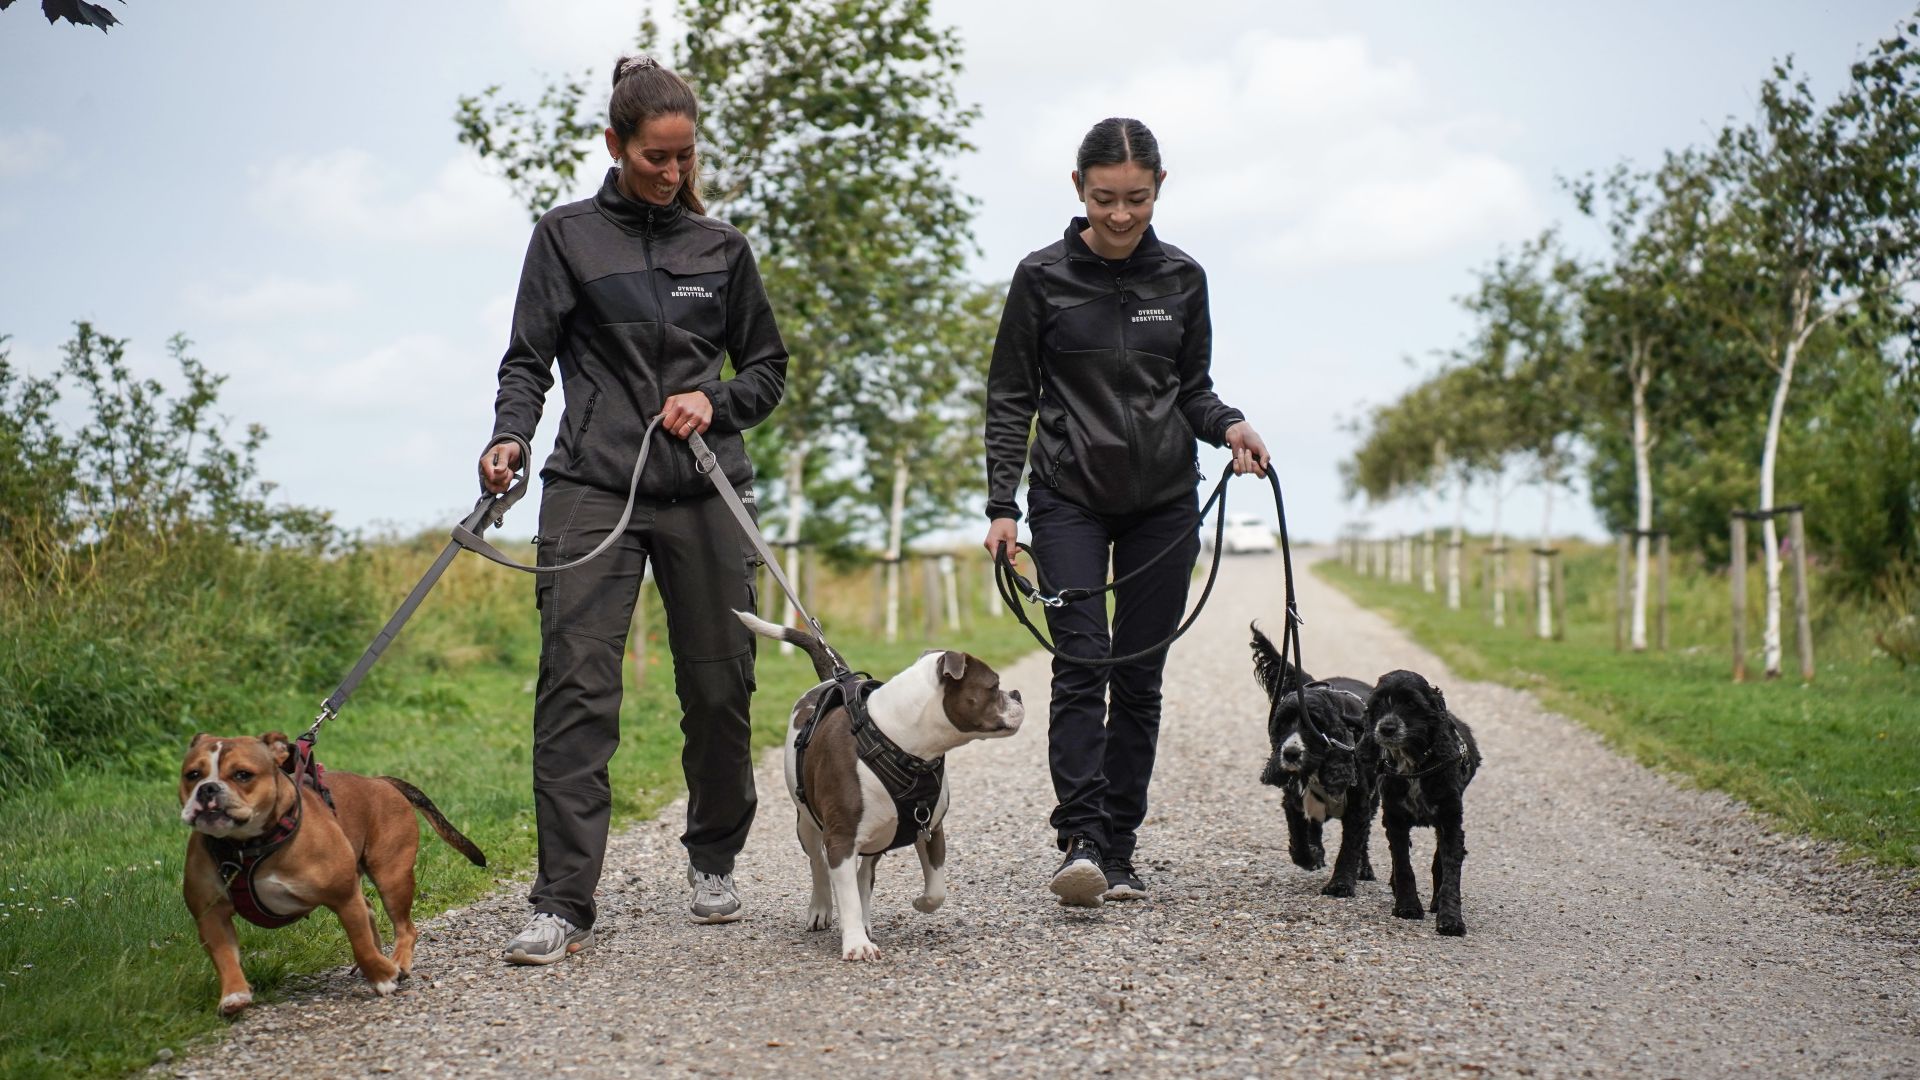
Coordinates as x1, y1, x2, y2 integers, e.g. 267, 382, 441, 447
178, 731, 485, 1015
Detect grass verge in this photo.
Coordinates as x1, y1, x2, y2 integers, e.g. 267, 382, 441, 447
1316, 557, 1919, 871
0, 557, 1036, 1079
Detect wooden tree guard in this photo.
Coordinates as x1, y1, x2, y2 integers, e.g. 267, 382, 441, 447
1614, 534, 1630, 653
922, 556, 940, 641
1531, 547, 1560, 641
1730, 506, 1813, 683
1789, 509, 1814, 681
1657, 533, 1671, 652
1731, 515, 1748, 682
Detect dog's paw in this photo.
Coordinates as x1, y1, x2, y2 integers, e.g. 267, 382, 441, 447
1392, 902, 1426, 920
804, 906, 833, 932
218, 991, 253, 1016
840, 939, 882, 962
1436, 914, 1467, 937
1289, 847, 1325, 871
1320, 878, 1356, 898
912, 893, 945, 914
1358, 863, 1377, 882
371, 978, 399, 997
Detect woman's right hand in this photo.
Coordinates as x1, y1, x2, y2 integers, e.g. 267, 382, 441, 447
479, 440, 522, 494
983, 517, 1020, 571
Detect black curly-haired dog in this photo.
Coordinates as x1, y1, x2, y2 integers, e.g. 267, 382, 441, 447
1366, 669, 1483, 936
1251, 624, 1377, 897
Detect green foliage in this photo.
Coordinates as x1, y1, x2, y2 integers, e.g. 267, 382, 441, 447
0, 325, 368, 788
453, 77, 603, 225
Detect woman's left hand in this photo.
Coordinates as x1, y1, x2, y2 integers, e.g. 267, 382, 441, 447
663, 391, 714, 440
1224, 421, 1270, 478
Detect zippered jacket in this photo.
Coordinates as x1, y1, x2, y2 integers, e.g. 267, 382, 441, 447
490, 168, 788, 500
983, 218, 1244, 520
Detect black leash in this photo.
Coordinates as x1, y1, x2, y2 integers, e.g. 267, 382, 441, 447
994, 469, 1306, 673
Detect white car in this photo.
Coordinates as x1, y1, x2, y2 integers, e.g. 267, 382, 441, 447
1215, 513, 1277, 555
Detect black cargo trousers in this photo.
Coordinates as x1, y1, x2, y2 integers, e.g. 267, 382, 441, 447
529, 476, 759, 930
1026, 481, 1201, 864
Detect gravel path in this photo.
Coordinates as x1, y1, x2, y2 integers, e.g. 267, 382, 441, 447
169, 550, 1919, 1078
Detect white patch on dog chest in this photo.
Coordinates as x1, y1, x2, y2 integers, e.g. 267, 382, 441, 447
1304, 779, 1345, 822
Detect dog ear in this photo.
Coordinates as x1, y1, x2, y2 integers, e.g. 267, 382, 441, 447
258, 731, 292, 767
190, 732, 214, 748
937, 650, 969, 682
1426, 683, 1447, 713
1249, 622, 1289, 697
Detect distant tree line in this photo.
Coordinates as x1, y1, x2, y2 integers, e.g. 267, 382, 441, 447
1345, 9, 1920, 679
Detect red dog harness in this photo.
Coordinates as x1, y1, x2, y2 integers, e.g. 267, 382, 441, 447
200, 737, 333, 929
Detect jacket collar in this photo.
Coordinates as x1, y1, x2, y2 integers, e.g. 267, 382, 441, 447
1064, 216, 1166, 263
595, 166, 687, 235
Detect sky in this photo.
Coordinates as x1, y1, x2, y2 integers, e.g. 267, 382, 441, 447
1, 0, 1909, 546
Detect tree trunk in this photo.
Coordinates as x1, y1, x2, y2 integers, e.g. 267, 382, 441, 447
1760, 283, 1811, 678
884, 451, 908, 643
780, 444, 807, 656
1630, 345, 1653, 652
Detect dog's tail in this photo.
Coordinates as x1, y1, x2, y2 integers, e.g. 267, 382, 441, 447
734, 610, 836, 681
379, 777, 487, 867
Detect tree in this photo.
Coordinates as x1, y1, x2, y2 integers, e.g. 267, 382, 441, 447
1707, 21, 1920, 677
0, 0, 122, 31
1569, 151, 1722, 649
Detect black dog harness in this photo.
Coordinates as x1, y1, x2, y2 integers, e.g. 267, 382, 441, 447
200, 737, 334, 929
793, 673, 946, 856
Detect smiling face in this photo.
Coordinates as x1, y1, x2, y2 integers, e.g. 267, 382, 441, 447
1073, 160, 1165, 259
606, 113, 696, 206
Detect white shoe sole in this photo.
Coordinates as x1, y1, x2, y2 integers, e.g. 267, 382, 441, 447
503, 931, 591, 965
690, 907, 744, 924
1102, 883, 1148, 902
1050, 860, 1108, 907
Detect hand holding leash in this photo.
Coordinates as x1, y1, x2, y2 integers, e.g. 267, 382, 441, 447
983, 518, 1020, 572
1225, 421, 1271, 478
479, 439, 523, 494
662, 390, 713, 440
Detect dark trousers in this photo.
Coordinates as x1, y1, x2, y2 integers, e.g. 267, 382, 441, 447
1026, 482, 1200, 863
529, 478, 759, 929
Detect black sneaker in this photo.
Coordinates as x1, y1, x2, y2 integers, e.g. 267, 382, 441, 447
1102, 856, 1146, 901
1050, 835, 1106, 908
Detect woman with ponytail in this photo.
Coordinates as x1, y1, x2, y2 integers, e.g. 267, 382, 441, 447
480, 55, 789, 962
982, 117, 1270, 907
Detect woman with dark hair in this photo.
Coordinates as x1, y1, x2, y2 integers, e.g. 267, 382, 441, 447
480, 55, 788, 962
982, 117, 1269, 907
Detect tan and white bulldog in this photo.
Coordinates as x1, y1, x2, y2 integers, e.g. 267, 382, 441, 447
178, 731, 486, 1015
736, 612, 1024, 962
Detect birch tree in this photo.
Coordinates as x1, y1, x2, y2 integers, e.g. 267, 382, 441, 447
1708, 25, 1920, 677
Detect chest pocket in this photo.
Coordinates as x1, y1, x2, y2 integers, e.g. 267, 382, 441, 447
1122, 272, 1187, 362
659, 269, 728, 347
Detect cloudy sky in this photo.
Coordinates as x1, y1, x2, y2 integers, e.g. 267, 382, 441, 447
0, 0, 1905, 544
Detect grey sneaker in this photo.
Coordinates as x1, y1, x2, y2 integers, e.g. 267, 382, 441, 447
1050, 835, 1107, 908
689, 868, 743, 923
502, 911, 590, 965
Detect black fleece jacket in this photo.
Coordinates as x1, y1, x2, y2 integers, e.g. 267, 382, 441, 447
983, 219, 1244, 521
490, 168, 788, 500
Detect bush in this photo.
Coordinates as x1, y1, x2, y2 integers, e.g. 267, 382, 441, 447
0, 325, 375, 786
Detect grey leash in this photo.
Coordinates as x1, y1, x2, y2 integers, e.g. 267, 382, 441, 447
687, 429, 851, 678
303, 414, 670, 742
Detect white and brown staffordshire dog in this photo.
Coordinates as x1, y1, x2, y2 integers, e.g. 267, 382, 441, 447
179, 731, 486, 1014
735, 612, 1024, 961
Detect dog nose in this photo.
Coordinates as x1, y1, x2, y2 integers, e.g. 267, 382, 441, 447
1008, 689, 1022, 704
1281, 746, 1302, 762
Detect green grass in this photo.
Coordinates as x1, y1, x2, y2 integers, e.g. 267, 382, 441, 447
0, 554, 1036, 1079
1317, 551, 1920, 871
